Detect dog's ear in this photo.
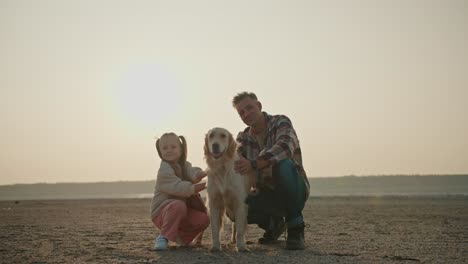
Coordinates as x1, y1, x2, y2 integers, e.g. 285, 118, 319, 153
226, 133, 237, 159
204, 133, 210, 156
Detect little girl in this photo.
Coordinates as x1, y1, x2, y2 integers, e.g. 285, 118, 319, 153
150, 132, 209, 250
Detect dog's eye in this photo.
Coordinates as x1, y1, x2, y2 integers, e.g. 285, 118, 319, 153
209, 133, 214, 139
220, 134, 226, 139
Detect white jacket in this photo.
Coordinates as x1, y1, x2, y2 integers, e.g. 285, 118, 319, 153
150, 160, 202, 219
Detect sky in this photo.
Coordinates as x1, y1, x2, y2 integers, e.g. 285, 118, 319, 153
1, 0, 467, 185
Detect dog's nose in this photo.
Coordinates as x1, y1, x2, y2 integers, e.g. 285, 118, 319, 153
212, 143, 220, 153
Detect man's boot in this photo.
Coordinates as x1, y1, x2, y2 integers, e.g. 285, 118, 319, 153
286, 222, 305, 250
258, 217, 286, 244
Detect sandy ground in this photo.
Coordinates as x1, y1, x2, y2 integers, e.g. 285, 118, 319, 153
0, 196, 466, 264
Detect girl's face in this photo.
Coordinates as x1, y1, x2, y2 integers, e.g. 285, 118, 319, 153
158, 135, 182, 162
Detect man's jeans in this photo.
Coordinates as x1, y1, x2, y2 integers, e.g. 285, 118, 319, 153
246, 159, 307, 229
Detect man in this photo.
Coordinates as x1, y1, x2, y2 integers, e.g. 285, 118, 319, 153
233, 92, 310, 250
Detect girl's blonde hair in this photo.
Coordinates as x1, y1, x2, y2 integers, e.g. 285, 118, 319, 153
155, 133, 188, 177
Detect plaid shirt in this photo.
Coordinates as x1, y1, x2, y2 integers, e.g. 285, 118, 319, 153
236, 112, 310, 196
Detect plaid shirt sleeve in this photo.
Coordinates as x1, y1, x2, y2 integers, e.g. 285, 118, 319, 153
258, 115, 299, 163
237, 113, 309, 196
235, 129, 252, 158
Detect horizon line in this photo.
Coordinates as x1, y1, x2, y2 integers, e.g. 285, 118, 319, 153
1, 173, 467, 187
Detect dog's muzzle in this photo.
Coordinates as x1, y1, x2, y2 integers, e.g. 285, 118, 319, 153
211, 143, 223, 159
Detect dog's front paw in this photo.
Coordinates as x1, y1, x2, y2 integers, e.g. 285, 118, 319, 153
236, 245, 249, 252
236, 240, 249, 252
210, 245, 221, 252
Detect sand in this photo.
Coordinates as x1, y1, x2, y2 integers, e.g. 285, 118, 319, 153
0, 196, 466, 263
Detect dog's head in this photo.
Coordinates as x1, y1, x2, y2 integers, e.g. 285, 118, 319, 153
204, 127, 237, 162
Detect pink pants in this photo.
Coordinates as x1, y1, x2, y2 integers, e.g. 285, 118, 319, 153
152, 200, 209, 245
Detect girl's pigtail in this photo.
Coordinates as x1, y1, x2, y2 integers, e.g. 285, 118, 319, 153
178, 135, 188, 180
155, 138, 163, 160
178, 135, 188, 165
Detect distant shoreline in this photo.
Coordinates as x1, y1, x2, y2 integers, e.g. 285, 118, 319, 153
2, 174, 468, 187
1, 175, 467, 201
0, 194, 468, 204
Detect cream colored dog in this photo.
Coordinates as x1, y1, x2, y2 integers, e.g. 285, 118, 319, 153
204, 127, 254, 252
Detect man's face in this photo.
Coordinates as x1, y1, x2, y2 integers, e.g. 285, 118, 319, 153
235, 97, 262, 127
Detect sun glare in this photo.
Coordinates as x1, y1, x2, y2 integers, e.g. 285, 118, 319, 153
111, 64, 185, 128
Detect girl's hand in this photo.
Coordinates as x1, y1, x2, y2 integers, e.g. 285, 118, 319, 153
194, 182, 207, 193
194, 171, 207, 183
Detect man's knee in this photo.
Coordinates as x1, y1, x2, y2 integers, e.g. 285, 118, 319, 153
272, 159, 307, 205
273, 159, 298, 183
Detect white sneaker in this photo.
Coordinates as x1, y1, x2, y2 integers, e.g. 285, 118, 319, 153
155, 235, 168, 251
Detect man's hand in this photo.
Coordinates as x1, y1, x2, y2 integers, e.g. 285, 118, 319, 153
194, 182, 207, 193
194, 170, 207, 183
234, 157, 253, 175
256, 159, 271, 170
235, 157, 272, 175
